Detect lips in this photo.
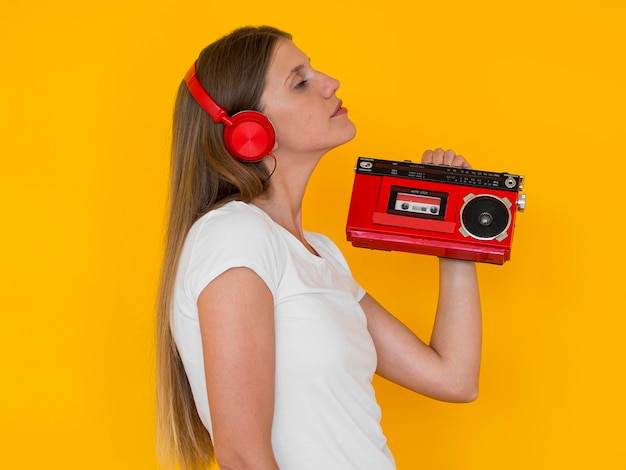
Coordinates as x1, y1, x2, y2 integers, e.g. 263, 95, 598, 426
332, 100, 347, 117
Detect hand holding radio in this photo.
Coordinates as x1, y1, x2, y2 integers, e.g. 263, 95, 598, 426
422, 148, 472, 169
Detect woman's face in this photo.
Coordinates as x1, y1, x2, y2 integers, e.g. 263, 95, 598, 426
260, 39, 356, 158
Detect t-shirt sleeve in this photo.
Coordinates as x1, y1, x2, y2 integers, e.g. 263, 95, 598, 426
182, 205, 285, 304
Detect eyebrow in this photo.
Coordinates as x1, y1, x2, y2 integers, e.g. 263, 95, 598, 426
283, 58, 311, 85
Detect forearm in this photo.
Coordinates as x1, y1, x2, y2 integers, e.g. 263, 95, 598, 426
429, 258, 482, 400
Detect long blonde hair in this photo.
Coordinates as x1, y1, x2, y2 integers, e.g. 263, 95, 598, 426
155, 26, 291, 469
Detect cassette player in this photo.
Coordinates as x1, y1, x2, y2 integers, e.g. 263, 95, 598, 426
346, 157, 527, 264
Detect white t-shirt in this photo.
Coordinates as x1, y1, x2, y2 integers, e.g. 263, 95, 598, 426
171, 201, 396, 469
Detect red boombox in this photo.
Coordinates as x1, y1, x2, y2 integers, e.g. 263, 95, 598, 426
346, 157, 527, 264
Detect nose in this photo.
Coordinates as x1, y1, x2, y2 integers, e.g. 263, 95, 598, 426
318, 71, 340, 98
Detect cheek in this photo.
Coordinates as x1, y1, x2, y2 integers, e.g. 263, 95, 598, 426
272, 109, 323, 141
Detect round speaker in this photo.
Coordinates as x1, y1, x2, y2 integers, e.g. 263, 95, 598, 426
460, 195, 511, 240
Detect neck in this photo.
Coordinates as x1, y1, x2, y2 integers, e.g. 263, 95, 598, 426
253, 181, 305, 239
252, 153, 318, 250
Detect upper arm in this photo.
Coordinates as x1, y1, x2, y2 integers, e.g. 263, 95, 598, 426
197, 267, 279, 468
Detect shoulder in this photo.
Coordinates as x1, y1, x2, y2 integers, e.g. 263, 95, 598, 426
306, 232, 349, 268
305, 231, 336, 252
180, 201, 287, 301
194, 200, 275, 233
187, 201, 279, 249
306, 231, 344, 255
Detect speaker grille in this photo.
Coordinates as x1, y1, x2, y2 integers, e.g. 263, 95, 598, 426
460, 195, 511, 240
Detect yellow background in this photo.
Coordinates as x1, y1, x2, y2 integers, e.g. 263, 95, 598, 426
1, 0, 624, 468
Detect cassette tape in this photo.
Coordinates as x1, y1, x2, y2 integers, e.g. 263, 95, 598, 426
346, 157, 527, 264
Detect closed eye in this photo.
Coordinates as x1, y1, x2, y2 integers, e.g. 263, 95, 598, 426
294, 79, 308, 89
293, 66, 314, 90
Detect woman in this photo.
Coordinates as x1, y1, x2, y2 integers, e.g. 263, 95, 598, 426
156, 26, 481, 470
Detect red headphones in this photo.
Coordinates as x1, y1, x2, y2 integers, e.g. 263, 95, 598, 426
184, 62, 276, 162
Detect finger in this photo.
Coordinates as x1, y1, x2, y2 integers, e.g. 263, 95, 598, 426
432, 148, 445, 165
443, 149, 456, 165
421, 149, 434, 164
451, 154, 465, 168
452, 154, 473, 169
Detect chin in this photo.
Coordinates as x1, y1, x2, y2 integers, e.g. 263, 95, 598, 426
338, 120, 357, 145
340, 128, 357, 147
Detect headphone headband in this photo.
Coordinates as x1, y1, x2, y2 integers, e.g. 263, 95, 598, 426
184, 62, 232, 125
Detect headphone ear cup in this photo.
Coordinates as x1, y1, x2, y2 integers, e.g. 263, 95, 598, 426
223, 111, 276, 162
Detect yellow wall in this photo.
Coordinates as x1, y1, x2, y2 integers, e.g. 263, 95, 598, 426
1, 1, 624, 468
